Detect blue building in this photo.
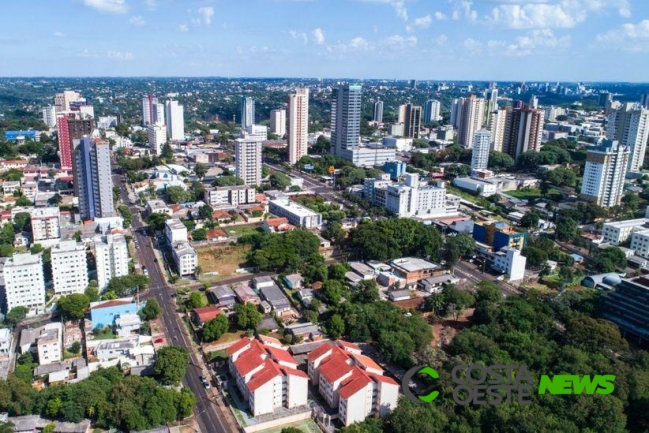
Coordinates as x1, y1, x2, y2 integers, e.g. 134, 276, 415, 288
473, 221, 527, 251
384, 161, 407, 181
5, 130, 39, 141
90, 298, 141, 329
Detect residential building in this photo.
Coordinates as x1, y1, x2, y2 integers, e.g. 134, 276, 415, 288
259, 284, 291, 312
241, 96, 255, 129
4, 252, 46, 315
471, 129, 491, 171
456, 95, 486, 148
473, 221, 527, 251
42, 105, 57, 128
287, 88, 309, 164
502, 105, 545, 160
603, 218, 649, 245
423, 99, 441, 123
331, 83, 362, 156
30, 207, 60, 242
54, 90, 83, 113
192, 306, 223, 327
141, 94, 158, 126
171, 242, 197, 276
57, 115, 94, 170
36, 323, 63, 366
74, 137, 115, 220
373, 100, 384, 123
205, 186, 256, 207
227, 337, 308, 417
384, 161, 407, 181
487, 107, 507, 152
390, 257, 441, 287
165, 218, 188, 244
0, 328, 12, 356
270, 108, 286, 136
115, 313, 142, 337
268, 198, 322, 229
51, 241, 88, 296
491, 247, 526, 281
403, 103, 422, 139
580, 140, 630, 208
233, 283, 261, 305
90, 298, 140, 329
602, 276, 649, 341
235, 138, 262, 186
165, 100, 185, 141
145, 199, 173, 216
607, 102, 649, 172
242, 124, 268, 142
94, 234, 129, 290
207, 285, 237, 309
630, 230, 649, 258
308, 340, 399, 426
147, 123, 167, 156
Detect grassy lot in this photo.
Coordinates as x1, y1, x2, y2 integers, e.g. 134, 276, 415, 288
506, 187, 562, 200
224, 226, 262, 237
205, 349, 229, 362
257, 419, 321, 433
197, 244, 251, 278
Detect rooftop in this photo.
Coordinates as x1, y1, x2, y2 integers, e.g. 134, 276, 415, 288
270, 198, 320, 218
390, 257, 440, 273
165, 218, 187, 231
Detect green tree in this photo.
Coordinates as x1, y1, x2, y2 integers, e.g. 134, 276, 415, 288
523, 246, 549, 267
13, 212, 31, 234
192, 228, 207, 241
520, 210, 541, 229
322, 280, 344, 305
84, 281, 100, 302
203, 315, 229, 342
188, 292, 206, 309
488, 151, 515, 172
15, 195, 32, 206
160, 143, 174, 162
212, 175, 245, 187
154, 346, 190, 385
327, 314, 345, 338
555, 217, 579, 241
198, 204, 213, 221
145, 213, 170, 232
69, 341, 81, 354
5, 306, 28, 327
140, 299, 163, 320
57, 293, 91, 320
165, 186, 188, 204
234, 303, 262, 329
194, 162, 207, 180
269, 172, 292, 190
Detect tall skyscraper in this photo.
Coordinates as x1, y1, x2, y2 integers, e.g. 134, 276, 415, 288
55, 91, 83, 113
74, 137, 115, 220
403, 103, 422, 139
450, 98, 462, 128
529, 95, 539, 109
488, 108, 507, 152
287, 88, 309, 165
241, 96, 255, 129
641, 94, 649, 109
373, 100, 384, 123
51, 241, 88, 296
607, 102, 649, 172
4, 252, 46, 315
148, 124, 167, 156
57, 115, 94, 171
580, 140, 629, 208
423, 100, 441, 123
398, 104, 408, 124
165, 100, 185, 141
270, 109, 286, 136
471, 129, 491, 171
331, 83, 362, 155
503, 105, 544, 160
42, 105, 57, 128
153, 102, 165, 125
141, 94, 158, 126
235, 138, 262, 186
456, 95, 486, 148
94, 234, 129, 290
599, 92, 612, 108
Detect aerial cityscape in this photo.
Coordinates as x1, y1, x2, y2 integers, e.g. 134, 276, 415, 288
1, 1, 649, 433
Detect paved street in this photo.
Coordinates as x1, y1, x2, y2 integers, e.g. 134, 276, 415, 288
114, 173, 233, 433
452, 260, 520, 296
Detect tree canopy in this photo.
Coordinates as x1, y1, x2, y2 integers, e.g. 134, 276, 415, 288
154, 346, 190, 385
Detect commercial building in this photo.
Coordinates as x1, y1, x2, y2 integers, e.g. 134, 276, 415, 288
165, 218, 188, 245
269, 198, 322, 229
331, 83, 362, 156
602, 277, 649, 342
57, 115, 94, 170
42, 105, 57, 128
74, 137, 115, 220
452, 177, 498, 197
603, 218, 649, 245
502, 105, 545, 160
423, 99, 441, 123
403, 103, 422, 139
580, 140, 629, 208
491, 247, 526, 281
308, 340, 399, 427
171, 242, 197, 276
205, 186, 256, 208
227, 337, 308, 417
90, 298, 140, 329
165, 100, 185, 141
471, 129, 491, 171
607, 102, 649, 172
390, 257, 441, 287
51, 241, 88, 296
343, 146, 397, 167
373, 100, 383, 123
4, 252, 46, 315
241, 96, 255, 129
30, 207, 60, 242
455, 95, 486, 148
94, 234, 129, 290
473, 221, 527, 251
287, 88, 309, 164
235, 138, 262, 186
147, 123, 167, 156
270, 108, 286, 136
384, 161, 407, 181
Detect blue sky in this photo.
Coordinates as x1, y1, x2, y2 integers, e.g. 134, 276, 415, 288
0, 0, 648, 81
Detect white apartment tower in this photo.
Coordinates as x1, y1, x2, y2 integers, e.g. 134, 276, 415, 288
331, 84, 362, 155
241, 96, 255, 129
488, 107, 507, 152
287, 88, 309, 165
423, 99, 441, 123
165, 100, 185, 141
42, 105, 57, 128
373, 100, 384, 123
148, 123, 167, 156
94, 234, 129, 290
55, 91, 83, 113
580, 140, 630, 208
456, 96, 486, 148
51, 241, 89, 296
141, 94, 158, 126
235, 138, 262, 186
4, 252, 46, 315
31, 207, 61, 242
471, 129, 491, 171
607, 102, 649, 172
270, 109, 286, 136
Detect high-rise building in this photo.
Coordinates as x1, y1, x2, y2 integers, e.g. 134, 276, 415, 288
529, 95, 539, 109
57, 116, 94, 171
373, 100, 384, 123
141, 94, 158, 126
148, 123, 167, 156
270, 109, 286, 136
502, 106, 544, 160
403, 103, 422, 139
450, 99, 462, 128
31, 208, 61, 242
74, 137, 115, 220
456, 95, 486, 148
241, 96, 255, 129
42, 105, 57, 128
471, 129, 491, 171
331, 83, 362, 155
487, 108, 507, 152
165, 100, 185, 141
3, 252, 46, 315
580, 140, 629, 208
606, 102, 649, 172
599, 92, 612, 108
641, 94, 649, 109
55, 91, 83, 113
397, 104, 407, 124
153, 102, 165, 125
287, 88, 309, 165
94, 234, 129, 290
51, 241, 88, 296
423, 100, 441, 123
235, 138, 262, 186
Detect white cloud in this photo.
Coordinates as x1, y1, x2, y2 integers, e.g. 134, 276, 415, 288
383, 34, 417, 48
434, 11, 447, 20
489, 28, 571, 56
406, 15, 432, 32
596, 20, 649, 51
289, 30, 308, 44
356, 0, 407, 21
450, 0, 477, 22
129, 15, 145, 26
53, 31, 64, 37
82, 0, 128, 14
312, 28, 325, 45
107, 50, 134, 60
143, 0, 156, 9
197, 6, 214, 25
327, 37, 372, 53
348, 37, 371, 50
179, 23, 189, 32
463, 37, 482, 54
436, 34, 448, 45
79, 49, 134, 60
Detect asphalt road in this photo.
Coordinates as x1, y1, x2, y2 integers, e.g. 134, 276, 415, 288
452, 260, 520, 297
113, 173, 230, 433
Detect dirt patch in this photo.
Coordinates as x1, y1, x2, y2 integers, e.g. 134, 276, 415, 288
430, 308, 475, 347
393, 297, 425, 309
197, 244, 251, 277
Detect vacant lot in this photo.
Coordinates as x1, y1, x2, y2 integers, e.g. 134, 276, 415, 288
224, 225, 262, 237
197, 244, 251, 278
506, 187, 562, 201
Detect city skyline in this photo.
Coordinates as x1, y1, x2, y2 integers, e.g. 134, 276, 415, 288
0, 1, 647, 81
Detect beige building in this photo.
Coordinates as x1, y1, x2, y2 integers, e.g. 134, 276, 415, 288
287, 88, 309, 164
30, 207, 61, 242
